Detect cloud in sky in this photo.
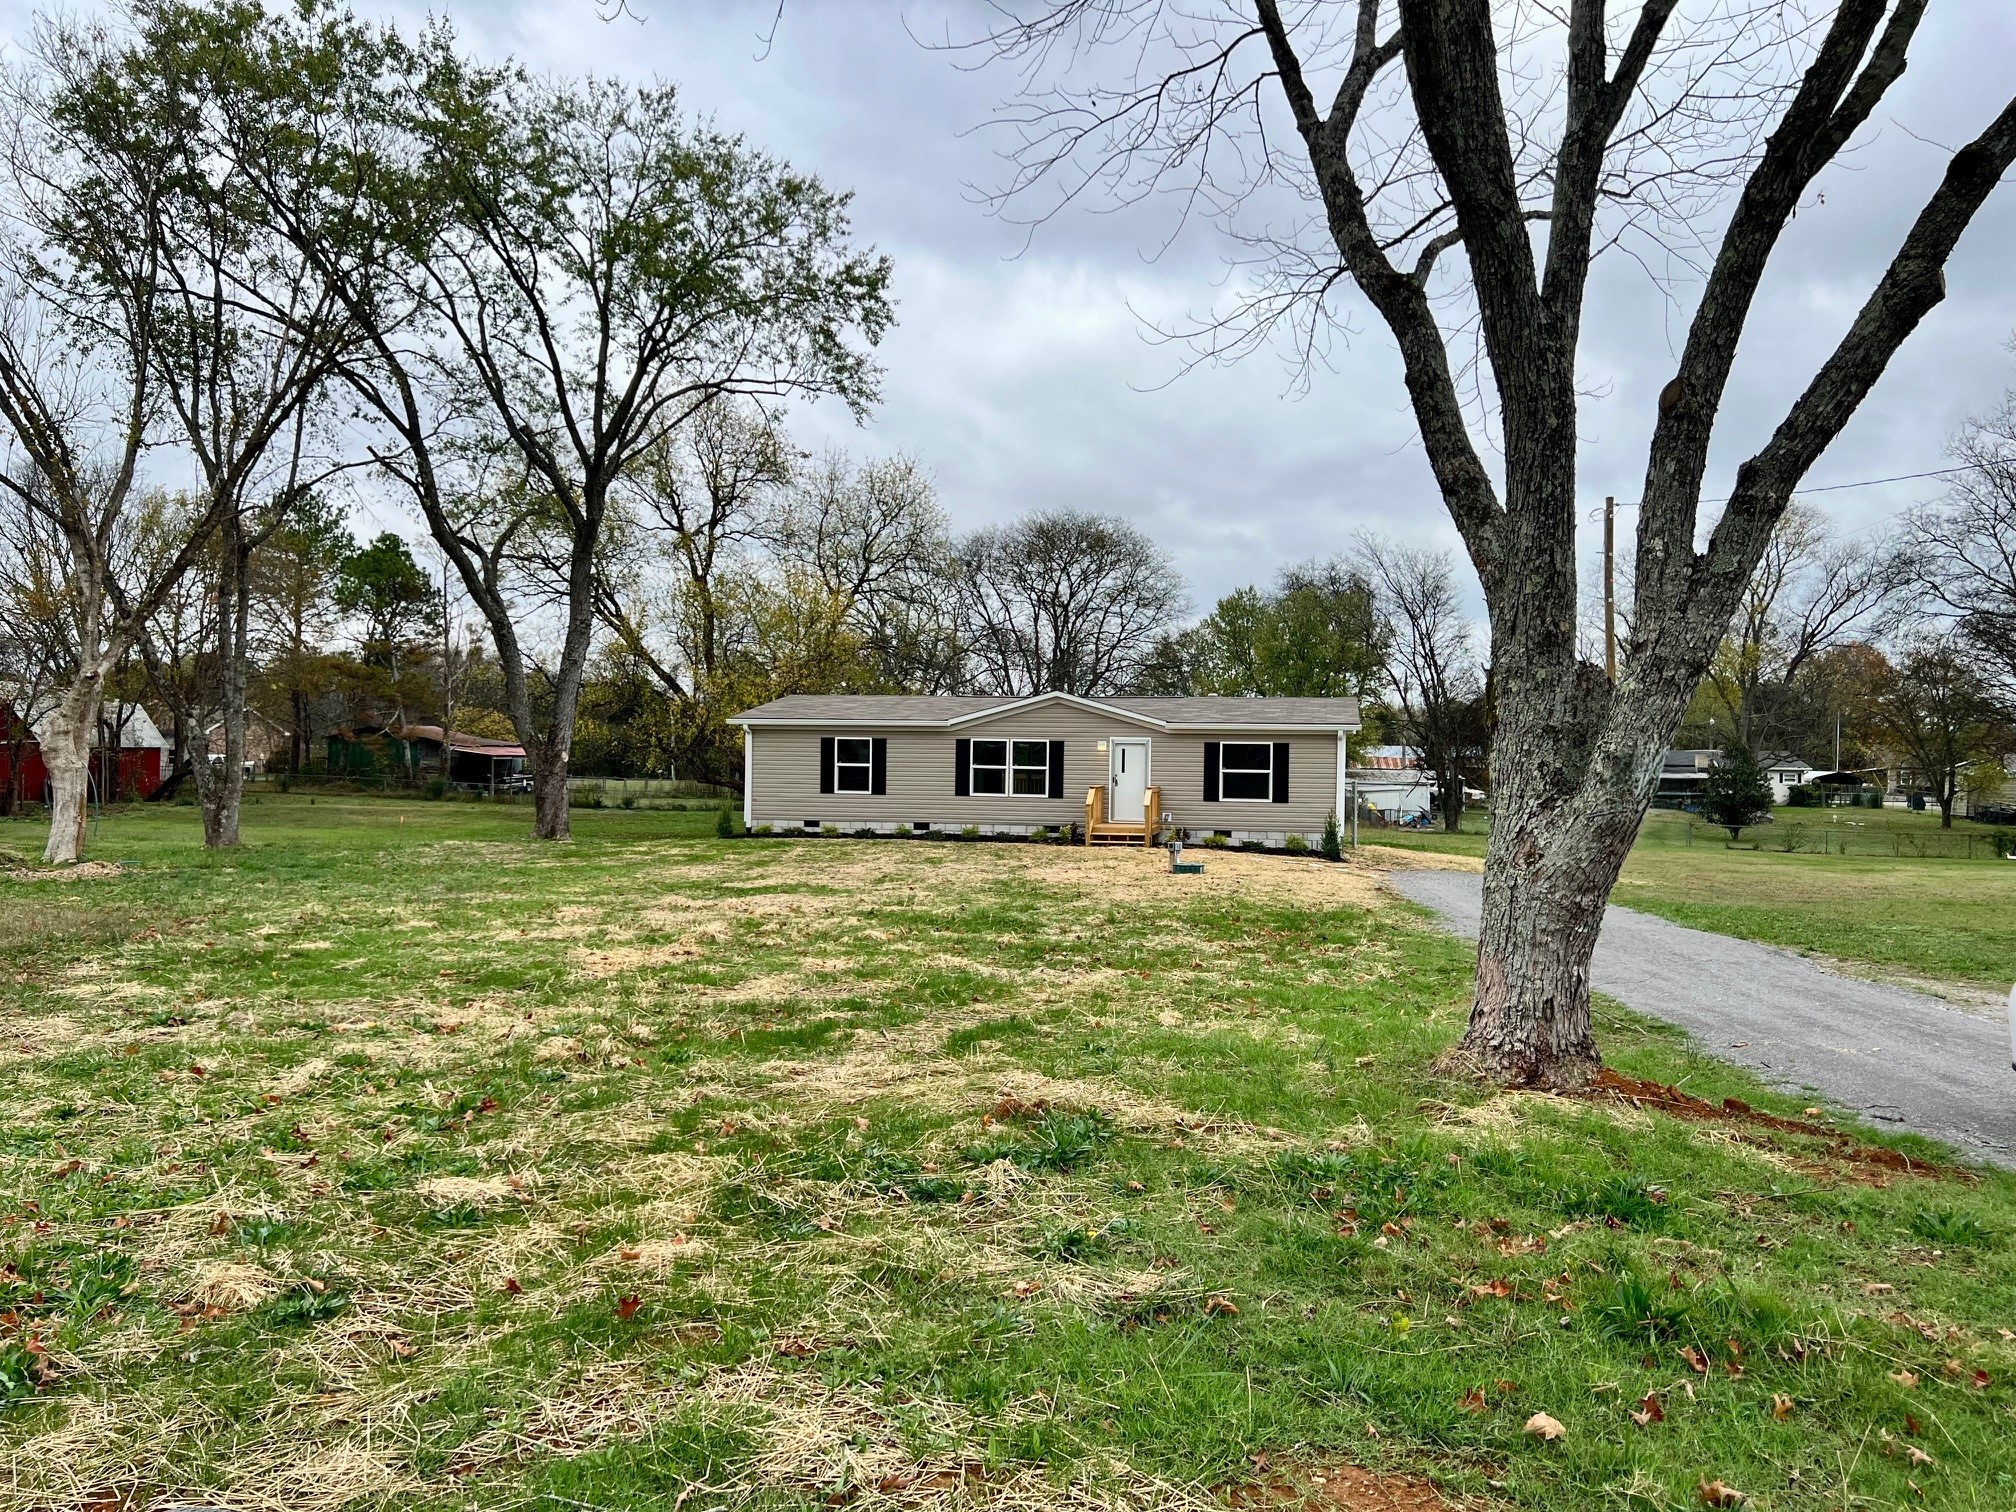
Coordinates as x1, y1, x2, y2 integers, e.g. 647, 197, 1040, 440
2, 0, 2011, 614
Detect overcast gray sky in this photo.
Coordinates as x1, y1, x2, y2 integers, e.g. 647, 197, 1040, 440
4, 0, 2012, 616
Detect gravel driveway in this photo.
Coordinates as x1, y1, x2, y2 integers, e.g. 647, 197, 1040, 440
1387, 868, 2016, 1167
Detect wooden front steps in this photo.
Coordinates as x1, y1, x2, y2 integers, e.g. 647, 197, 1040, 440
1088, 823, 1150, 846
1084, 784, 1160, 847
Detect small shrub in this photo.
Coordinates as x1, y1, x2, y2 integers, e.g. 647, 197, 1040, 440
821, 824, 841, 838
1237, 839, 1268, 852
1321, 809, 1343, 861
853, 827, 879, 839
276, 774, 291, 794
619, 793, 637, 810
261, 1283, 351, 1326
1036, 1218, 1132, 1263
752, 823, 774, 836
1772, 824, 1803, 853
1283, 833, 1310, 855
1588, 1271, 1692, 1343
1786, 784, 1815, 807
1200, 833, 1229, 850
959, 825, 981, 841
1562, 1174, 1672, 1229
0, 1338, 49, 1405
1910, 1208, 1992, 1247
965, 1108, 1115, 1173
715, 807, 737, 839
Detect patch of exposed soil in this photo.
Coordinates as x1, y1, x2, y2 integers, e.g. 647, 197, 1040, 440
1226, 1462, 1458, 1511
1583, 1070, 1973, 1182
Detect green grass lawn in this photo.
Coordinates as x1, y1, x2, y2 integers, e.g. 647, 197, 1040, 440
2, 796, 2014, 1511
1370, 806, 2016, 992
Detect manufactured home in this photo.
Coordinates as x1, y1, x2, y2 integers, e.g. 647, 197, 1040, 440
729, 692, 1362, 846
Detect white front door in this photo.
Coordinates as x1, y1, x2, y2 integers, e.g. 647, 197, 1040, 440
1109, 739, 1149, 823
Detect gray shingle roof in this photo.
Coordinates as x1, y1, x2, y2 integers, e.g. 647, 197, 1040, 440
729, 692, 1360, 728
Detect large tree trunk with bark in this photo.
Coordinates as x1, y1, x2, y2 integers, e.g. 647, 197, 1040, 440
530, 746, 571, 841
201, 534, 254, 849
40, 678, 100, 865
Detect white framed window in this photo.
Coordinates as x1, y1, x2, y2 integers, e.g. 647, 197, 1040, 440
971, 738, 1050, 797
1220, 742, 1274, 801
834, 736, 873, 793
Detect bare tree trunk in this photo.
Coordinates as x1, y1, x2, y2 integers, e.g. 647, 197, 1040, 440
1455, 641, 1689, 1085
201, 531, 254, 849
1440, 771, 1464, 832
40, 676, 100, 865
531, 746, 571, 841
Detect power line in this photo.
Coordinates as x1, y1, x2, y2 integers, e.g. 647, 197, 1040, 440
1608, 462, 1973, 511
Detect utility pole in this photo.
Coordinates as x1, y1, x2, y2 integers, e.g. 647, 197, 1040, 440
1603, 495, 1617, 685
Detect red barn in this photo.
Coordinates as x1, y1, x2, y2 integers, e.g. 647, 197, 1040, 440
0, 700, 168, 809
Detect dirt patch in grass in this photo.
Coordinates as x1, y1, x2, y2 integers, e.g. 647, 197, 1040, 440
1583, 1069, 1973, 1182
1228, 1463, 1458, 1512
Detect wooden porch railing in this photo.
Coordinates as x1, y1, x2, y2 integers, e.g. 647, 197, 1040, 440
1084, 784, 1161, 846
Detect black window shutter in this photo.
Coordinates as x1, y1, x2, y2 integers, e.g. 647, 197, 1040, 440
819, 737, 835, 795
871, 738, 887, 795
1272, 742, 1291, 803
954, 738, 970, 797
1047, 739, 1065, 800
1203, 741, 1220, 802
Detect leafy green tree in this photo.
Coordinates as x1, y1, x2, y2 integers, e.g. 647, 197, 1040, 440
253, 492, 355, 771
334, 533, 439, 674
1182, 562, 1388, 700
1700, 744, 1774, 842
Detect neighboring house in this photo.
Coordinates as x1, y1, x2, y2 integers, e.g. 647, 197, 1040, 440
1344, 743, 1485, 823
1653, 749, 1716, 807
729, 692, 1362, 846
1881, 755, 2016, 821
328, 723, 529, 788
388, 724, 529, 788
0, 698, 171, 804
1347, 745, 1434, 822
1759, 752, 1817, 805
205, 711, 290, 774
1654, 748, 1815, 808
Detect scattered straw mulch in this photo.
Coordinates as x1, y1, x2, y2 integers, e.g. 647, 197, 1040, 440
3, 860, 124, 882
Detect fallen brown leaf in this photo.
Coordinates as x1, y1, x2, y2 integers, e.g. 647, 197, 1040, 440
1770, 1394, 1794, 1420
1522, 1411, 1566, 1441
1697, 1478, 1745, 1507
1631, 1392, 1664, 1427
614, 1293, 642, 1321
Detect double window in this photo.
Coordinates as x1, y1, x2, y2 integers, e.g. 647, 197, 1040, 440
955, 737, 1064, 799
972, 739, 1051, 796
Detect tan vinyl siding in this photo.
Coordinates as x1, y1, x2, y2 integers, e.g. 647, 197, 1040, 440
746, 710, 1344, 837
